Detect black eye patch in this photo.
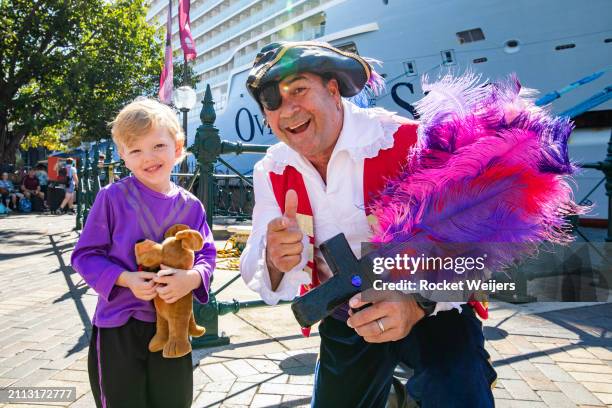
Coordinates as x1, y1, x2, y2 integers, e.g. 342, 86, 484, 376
259, 82, 282, 111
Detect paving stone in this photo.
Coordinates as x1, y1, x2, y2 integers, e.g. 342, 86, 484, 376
500, 379, 541, 401
592, 393, 612, 404
50, 369, 89, 383
562, 347, 599, 360
555, 381, 607, 406
201, 363, 237, 381
494, 365, 521, 380
585, 346, 612, 361
492, 388, 512, 399
581, 382, 612, 394
288, 375, 314, 385
68, 391, 96, 408
193, 368, 213, 390
8, 367, 58, 387
558, 362, 612, 374
534, 363, 576, 382
204, 380, 236, 393
192, 390, 226, 407
280, 394, 311, 407
494, 399, 548, 407
517, 369, 558, 391
491, 340, 522, 355
223, 381, 257, 406
0, 378, 16, 387
258, 383, 312, 397
567, 372, 612, 384
0, 342, 41, 358
224, 359, 259, 377
236, 373, 278, 384
250, 393, 282, 408
537, 390, 579, 408
243, 358, 283, 374
0, 358, 50, 380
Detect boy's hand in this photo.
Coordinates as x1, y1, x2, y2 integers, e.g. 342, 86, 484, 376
117, 271, 158, 301
153, 264, 202, 304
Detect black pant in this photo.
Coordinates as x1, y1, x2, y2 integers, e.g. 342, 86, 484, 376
88, 318, 193, 408
312, 305, 496, 408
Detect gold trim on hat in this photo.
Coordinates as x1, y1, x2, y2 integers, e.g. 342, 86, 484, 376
249, 41, 372, 90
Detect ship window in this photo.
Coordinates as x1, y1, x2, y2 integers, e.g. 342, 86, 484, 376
456, 28, 485, 44
335, 42, 358, 55
504, 39, 521, 54
441, 49, 455, 66
403, 60, 417, 76
473, 57, 487, 64
555, 43, 575, 50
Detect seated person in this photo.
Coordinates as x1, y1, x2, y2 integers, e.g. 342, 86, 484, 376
0, 172, 22, 210
21, 168, 45, 201
35, 165, 49, 199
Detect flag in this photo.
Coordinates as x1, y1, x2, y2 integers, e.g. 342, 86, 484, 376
178, 0, 197, 61
158, 0, 173, 104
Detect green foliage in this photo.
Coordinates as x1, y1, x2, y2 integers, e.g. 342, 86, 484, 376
174, 60, 199, 89
0, 0, 163, 162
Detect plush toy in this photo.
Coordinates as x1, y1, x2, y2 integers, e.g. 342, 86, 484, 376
134, 224, 206, 358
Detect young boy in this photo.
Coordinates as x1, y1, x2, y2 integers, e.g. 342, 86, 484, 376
71, 98, 216, 408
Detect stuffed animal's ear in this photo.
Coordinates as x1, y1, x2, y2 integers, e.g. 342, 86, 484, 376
135, 239, 163, 266
165, 224, 190, 239
175, 230, 204, 251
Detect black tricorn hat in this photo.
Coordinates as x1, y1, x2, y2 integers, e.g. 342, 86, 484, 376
246, 41, 372, 110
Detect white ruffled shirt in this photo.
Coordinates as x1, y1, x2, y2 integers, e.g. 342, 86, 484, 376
240, 100, 462, 316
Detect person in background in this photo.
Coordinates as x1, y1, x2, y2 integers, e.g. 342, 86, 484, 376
35, 164, 49, 206
55, 158, 78, 214
21, 168, 45, 201
0, 172, 22, 211
98, 153, 108, 185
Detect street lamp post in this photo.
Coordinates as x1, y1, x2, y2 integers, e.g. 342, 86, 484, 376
173, 85, 197, 183
174, 85, 197, 136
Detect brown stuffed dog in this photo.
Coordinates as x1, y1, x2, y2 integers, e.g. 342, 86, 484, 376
134, 224, 206, 358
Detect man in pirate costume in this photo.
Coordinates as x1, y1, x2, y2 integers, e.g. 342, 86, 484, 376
240, 41, 496, 407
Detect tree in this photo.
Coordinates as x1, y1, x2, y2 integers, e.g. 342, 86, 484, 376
0, 0, 163, 164
173, 59, 199, 89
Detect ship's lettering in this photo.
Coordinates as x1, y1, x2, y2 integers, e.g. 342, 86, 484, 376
235, 107, 255, 142
235, 108, 273, 142
253, 113, 273, 136
391, 82, 420, 119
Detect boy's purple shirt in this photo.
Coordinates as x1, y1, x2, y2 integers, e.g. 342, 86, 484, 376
71, 176, 216, 328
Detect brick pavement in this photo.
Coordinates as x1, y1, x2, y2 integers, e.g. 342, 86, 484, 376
0, 213, 610, 407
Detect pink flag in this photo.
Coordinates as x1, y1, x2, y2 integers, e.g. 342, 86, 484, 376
158, 0, 173, 104
178, 0, 197, 61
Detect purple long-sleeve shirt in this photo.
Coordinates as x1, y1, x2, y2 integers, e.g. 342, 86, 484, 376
71, 176, 216, 328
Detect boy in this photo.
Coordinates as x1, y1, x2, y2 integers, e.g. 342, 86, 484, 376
71, 98, 216, 408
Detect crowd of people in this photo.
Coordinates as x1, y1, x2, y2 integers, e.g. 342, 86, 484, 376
0, 159, 78, 215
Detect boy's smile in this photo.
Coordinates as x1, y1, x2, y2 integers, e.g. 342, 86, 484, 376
119, 126, 183, 194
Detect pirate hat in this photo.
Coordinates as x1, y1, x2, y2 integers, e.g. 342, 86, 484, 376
246, 41, 372, 110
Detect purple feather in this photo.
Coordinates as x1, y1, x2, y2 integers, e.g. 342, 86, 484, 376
370, 73, 584, 278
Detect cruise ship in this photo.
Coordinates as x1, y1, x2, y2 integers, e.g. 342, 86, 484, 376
146, 0, 612, 219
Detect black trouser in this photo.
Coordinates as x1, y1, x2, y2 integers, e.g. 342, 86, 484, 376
311, 305, 497, 408
88, 318, 193, 408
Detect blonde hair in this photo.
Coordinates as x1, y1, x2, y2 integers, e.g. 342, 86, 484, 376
110, 97, 186, 163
